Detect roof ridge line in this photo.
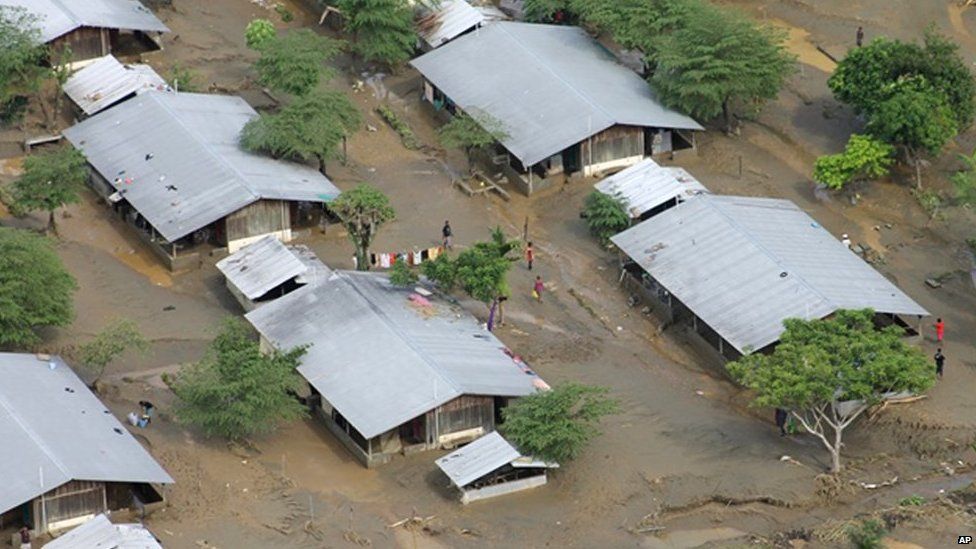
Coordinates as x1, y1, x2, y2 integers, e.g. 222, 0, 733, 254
706, 197, 835, 312
340, 272, 463, 397
146, 92, 262, 204
0, 359, 73, 483
500, 23, 618, 130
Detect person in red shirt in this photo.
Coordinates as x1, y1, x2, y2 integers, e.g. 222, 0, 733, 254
525, 242, 534, 270
532, 276, 544, 303
934, 317, 945, 342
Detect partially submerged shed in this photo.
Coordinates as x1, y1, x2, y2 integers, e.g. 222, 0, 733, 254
63, 55, 169, 116
0, 0, 169, 64
44, 514, 162, 549
215, 235, 330, 311
63, 91, 341, 270
0, 354, 173, 535
594, 158, 707, 220
410, 22, 702, 194
246, 271, 547, 467
435, 432, 556, 504
611, 195, 929, 360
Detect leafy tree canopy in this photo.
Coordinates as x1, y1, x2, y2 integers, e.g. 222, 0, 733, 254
813, 134, 894, 191
12, 147, 88, 233
337, 0, 416, 67
0, 227, 76, 349
245, 18, 277, 50
651, 4, 795, 132
727, 309, 934, 472
829, 28, 975, 130
388, 257, 418, 287
0, 6, 46, 110
437, 111, 509, 152
951, 148, 976, 206
173, 319, 307, 440
865, 77, 958, 188
254, 29, 341, 96
583, 191, 630, 244
73, 318, 148, 386
240, 90, 360, 174
330, 184, 396, 271
501, 383, 618, 463
421, 227, 520, 312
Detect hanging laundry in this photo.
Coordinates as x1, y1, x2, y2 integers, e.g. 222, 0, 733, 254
428, 247, 440, 261
379, 253, 392, 268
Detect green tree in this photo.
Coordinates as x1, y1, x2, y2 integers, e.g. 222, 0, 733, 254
583, 191, 630, 244
501, 383, 618, 463
240, 90, 361, 175
388, 257, 418, 287
167, 63, 200, 92
847, 519, 886, 549
173, 319, 307, 440
12, 147, 89, 234
865, 78, 957, 189
0, 7, 46, 118
0, 227, 76, 349
245, 18, 276, 50
951, 148, 976, 206
727, 309, 934, 473
330, 184, 396, 271
574, 0, 699, 59
254, 29, 341, 96
337, 0, 415, 68
74, 318, 148, 387
437, 111, 509, 153
421, 253, 457, 288
523, 0, 574, 22
651, 5, 795, 133
812, 134, 894, 191
828, 28, 975, 131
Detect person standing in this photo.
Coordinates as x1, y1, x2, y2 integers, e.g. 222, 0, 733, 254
19, 526, 31, 549
525, 242, 534, 270
532, 276, 544, 302
841, 234, 851, 248
934, 317, 945, 343
775, 408, 788, 437
856, 26, 864, 47
442, 220, 453, 250
934, 348, 945, 379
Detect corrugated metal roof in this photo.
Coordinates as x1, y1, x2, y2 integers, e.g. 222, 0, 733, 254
435, 431, 520, 488
44, 514, 162, 549
63, 55, 169, 115
245, 271, 543, 439
63, 92, 341, 242
0, 0, 168, 43
416, 0, 484, 49
215, 235, 309, 300
410, 22, 702, 167
611, 195, 929, 353
0, 353, 173, 515
594, 158, 708, 219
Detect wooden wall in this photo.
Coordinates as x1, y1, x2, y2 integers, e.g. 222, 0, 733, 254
224, 200, 290, 244
51, 28, 108, 62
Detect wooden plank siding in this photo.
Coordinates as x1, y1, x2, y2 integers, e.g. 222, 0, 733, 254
224, 200, 291, 248
51, 28, 109, 62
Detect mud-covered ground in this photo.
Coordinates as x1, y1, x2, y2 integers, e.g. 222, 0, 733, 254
2, 0, 975, 547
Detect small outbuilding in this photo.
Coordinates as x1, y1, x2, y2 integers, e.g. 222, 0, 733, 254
594, 158, 707, 221
435, 432, 556, 504
0, 354, 173, 535
63, 55, 169, 116
415, 0, 486, 50
44, 514, 162, 549
63, 91, 342, 270
246, 271, 548, 467
611, 195, 929, 360
215, 235, 331, 311
0, 0, 169, 65
410, 22, 702, 194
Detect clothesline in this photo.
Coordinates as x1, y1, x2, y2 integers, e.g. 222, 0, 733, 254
368, 246, 444, 269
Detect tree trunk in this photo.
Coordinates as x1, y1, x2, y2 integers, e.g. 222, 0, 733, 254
913, 153, 922, 190
830, 425, 843, 473
48, 210, 58, 236
317, 154, 328, 177
355, 236, 370, 271
722, 99, 733, 135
